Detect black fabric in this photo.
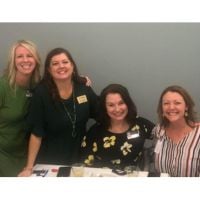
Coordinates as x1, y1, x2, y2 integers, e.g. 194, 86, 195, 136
80, 117, 155, 170
27, 82, 98, 165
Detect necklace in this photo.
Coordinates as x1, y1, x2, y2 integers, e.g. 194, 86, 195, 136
26, 89, 33, 98
62, 88, 77, 137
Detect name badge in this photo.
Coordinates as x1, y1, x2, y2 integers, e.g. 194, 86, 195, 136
127, 130, 140, 140
77, 95, 88, 104
154, 139, 163, 154
26, 90, 33, 98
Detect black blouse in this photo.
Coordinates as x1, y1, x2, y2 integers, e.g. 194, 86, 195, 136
80, 117, 155, 170
27, 82, 98, 165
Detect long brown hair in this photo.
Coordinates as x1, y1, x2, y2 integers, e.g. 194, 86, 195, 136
42, 47, 87, 101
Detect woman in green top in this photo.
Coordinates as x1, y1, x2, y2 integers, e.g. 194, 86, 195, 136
18, 47, 98, 177
0, 40, 41, 176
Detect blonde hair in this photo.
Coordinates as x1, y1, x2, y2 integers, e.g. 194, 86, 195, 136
4, 40, 41, 88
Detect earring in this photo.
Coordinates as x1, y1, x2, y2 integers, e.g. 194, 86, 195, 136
185, 111, 188, 117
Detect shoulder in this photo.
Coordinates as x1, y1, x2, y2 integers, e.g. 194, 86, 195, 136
0, 76, 8, 87
31, 83, 51, 103
34, 82, 48, 95
88, 122, 102, 132
0, 77, 7, 100
0, 76, 9, 93
74, 82, 96, 93
87, 123, 103, 137
135, 116, 155, 127
194, 124, 200, 135
74, 82, 86, 89
151, 124, 165, 138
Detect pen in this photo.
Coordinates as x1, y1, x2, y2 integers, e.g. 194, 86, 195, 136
42, 169, 49, 177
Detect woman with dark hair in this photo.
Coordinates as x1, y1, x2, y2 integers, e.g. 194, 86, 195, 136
153, 85, 200, 177
18, 47, 98, 176
80, 84, 154, 170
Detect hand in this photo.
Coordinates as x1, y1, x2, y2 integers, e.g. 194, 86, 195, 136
81, 75, 92, 86
85, 76, 92, 86
18, 168, 33, 177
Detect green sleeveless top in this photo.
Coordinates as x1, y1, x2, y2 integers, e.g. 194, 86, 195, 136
0, 77, 30, 176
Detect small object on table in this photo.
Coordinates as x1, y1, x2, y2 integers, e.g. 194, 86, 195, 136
57, 167, 72, 177
32, 169, 49, 177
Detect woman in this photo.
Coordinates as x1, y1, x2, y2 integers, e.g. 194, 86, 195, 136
80, 84, 154, 170
18, 47, 98, 176
153, 85, 200, 177
0, 40, 41, 176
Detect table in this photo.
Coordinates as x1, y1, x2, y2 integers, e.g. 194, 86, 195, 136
32, 164, 169, 177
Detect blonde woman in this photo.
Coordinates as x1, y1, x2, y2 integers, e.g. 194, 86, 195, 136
0, 40, 41, 176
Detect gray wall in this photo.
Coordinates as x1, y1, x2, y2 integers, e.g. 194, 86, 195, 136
1, 23, 200, 123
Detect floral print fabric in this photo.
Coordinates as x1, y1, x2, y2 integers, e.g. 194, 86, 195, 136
80, 117, 154, 169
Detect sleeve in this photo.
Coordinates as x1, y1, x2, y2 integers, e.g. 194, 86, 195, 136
0, 81, 5, 108
137, 116, 155, 139
136, 117, 157, 172
151, 124, 162, 138
0, 78, 8, 108
26, 86, 46, 137
79, 123, 99, 166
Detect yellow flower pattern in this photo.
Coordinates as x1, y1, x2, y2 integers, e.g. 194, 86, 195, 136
120, 142, 132, 156
111, 159, 121, 165
131, 125, 140, 132
103, 136, 116, 148
92, 142, 97, 152
80, 118, 154, 169
144, 125, 148, 133
84, 155, 94, 166
81, 136, 87, 147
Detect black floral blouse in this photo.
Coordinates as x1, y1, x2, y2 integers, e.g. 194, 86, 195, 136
80, 117, 155, 170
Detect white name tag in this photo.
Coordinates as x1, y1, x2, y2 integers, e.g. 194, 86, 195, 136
127, 131, 140, 140
154, 139, 163, 154
77, 95, 88, 104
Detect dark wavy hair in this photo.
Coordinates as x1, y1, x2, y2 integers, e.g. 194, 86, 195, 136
98, 84, 137, 129
42, 47, 87, 101
157, 85, 197, 127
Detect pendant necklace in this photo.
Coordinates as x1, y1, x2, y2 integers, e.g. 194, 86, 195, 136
62, 88, 77, 137
26, 89, 33, 98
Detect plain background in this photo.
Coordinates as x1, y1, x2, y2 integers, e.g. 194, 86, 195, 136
0, 23, 200, 123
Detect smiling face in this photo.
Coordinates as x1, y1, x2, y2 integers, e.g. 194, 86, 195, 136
48, 53, 74, 81
15, 45, 36, 76
105, 93, 128, 123
162, 91, 188, 123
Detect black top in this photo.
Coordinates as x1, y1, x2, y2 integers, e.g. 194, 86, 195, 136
27, 82, 98, 165
80, 117, 155, 170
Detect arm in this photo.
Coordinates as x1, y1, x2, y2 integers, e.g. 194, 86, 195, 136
79, 124, 98, 166
18, 85, 46, 177
87, 86, 99, 120
18, 134, 42, 177
136, 117, 155, 170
